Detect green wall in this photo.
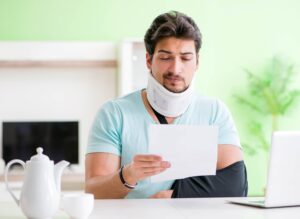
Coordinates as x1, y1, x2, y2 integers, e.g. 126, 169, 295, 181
1, 0, 300, 196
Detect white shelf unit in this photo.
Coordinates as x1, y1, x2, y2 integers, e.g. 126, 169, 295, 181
0, 41, 118, 173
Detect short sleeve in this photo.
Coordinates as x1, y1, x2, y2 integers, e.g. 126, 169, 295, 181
212, 99, 241, 147
86, 101, 122, 156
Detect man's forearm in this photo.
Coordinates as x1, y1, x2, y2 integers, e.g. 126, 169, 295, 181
85, 171, 132, 199
85, 154, 170, 199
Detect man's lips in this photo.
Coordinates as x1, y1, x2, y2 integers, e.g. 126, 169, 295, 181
164, 75, 183, 82
164, 77, 183, 84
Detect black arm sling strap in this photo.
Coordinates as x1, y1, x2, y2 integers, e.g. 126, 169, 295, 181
150, 106, 248, 198
152, 107, 168, 124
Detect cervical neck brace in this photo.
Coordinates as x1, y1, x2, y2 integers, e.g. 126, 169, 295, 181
146, 73, 193, 117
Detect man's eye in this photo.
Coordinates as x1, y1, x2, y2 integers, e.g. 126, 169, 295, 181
159, 57, 171, 60
182, 57, 192, 61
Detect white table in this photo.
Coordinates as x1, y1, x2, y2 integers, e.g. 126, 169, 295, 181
1, 185, 300, 219
92, 198, 300, 219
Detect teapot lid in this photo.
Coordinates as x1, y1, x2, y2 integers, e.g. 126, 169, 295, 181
30, 147, 50, 162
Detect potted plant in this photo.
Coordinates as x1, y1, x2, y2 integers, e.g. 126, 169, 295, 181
234, 56, 300, 195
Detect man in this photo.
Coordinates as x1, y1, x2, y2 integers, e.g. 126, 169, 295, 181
85, 11, 246, 199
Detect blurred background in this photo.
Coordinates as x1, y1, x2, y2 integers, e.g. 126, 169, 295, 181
0, 0, 299, 196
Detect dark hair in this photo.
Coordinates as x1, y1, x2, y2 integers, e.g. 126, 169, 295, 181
144, 11, 202, 57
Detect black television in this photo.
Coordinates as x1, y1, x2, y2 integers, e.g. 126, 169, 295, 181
2, 121, 79, 164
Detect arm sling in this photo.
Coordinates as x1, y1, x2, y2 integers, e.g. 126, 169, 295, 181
151, 106, 248, 198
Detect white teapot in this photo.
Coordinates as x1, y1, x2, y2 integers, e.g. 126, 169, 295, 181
4, 147, 69, 219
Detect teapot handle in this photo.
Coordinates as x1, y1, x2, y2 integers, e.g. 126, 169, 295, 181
4, 159, 25, 205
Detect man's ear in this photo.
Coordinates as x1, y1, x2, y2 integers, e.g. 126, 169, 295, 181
146, 52, 152, 70
196, 53, 200, 71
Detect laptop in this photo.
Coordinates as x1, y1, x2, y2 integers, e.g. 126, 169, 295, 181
229, 131, 300, 208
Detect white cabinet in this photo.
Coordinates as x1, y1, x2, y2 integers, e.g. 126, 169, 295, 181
118, 39, 149, 96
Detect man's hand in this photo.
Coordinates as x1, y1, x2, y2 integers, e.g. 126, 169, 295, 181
122, 154, 171, 185
150, 190, 174, 199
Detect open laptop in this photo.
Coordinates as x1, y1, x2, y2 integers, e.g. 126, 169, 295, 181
230, 131, 300, 208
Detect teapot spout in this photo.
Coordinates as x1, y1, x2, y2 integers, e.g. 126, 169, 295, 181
54, 160, 70, 192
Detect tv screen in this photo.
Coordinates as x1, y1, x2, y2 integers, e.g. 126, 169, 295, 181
2, 121, 79, 164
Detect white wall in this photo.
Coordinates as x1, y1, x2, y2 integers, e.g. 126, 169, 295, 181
118, 39, 148, 96
0, 66, 116, 171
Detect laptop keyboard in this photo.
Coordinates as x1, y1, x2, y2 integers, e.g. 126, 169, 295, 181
251, 200, 265, 204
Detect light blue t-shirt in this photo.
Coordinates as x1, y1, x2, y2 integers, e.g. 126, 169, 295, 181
86, 90, 241, 198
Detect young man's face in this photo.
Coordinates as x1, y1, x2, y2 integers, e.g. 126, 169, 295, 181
146, 37, 199, 93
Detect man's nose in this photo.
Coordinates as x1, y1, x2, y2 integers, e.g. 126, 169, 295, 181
169, 58, 183, 75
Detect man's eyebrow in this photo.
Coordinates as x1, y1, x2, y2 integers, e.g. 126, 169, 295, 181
157, 49, 172, 54
157, 50, 194, 55
180, 52, 194, 55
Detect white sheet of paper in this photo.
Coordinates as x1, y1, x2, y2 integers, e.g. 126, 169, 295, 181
148, 124, 218, 182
